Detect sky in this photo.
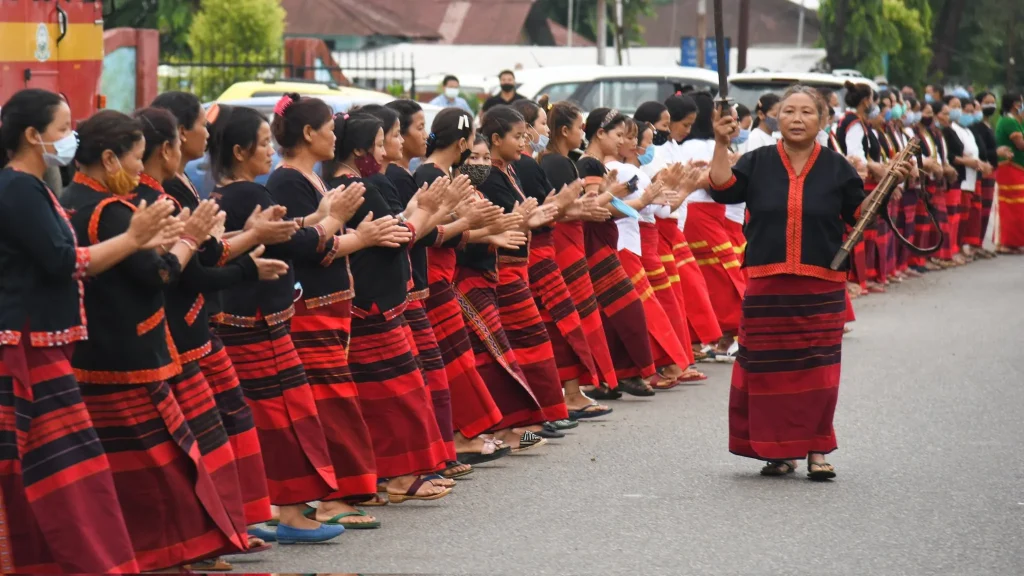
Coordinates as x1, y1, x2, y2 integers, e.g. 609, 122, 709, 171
786, 0, 821, 8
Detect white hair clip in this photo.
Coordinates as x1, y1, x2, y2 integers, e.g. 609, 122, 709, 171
459, 115, 470, 131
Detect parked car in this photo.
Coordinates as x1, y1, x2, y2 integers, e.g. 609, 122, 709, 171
727, 72, 879, 110
503, 66, 720, 115
186, 95, 442, 197
216, 79, 394, 102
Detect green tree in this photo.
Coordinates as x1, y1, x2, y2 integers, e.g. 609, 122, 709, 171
528, 0, 667, 47
182, 0, 286, 100
102, 0, 199, 58
882, 0, 933, 88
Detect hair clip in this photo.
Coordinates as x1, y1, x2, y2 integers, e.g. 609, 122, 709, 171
274, 94, 295, 116
427, 133, 437, 145
600, 108, 619, 129
458, 115, 470, 131
206, 103, 220, 124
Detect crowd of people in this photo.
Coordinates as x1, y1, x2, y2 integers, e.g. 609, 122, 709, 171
1, 78, 1022, 573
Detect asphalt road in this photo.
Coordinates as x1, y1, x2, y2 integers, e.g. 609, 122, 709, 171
233, 256, 1024, 576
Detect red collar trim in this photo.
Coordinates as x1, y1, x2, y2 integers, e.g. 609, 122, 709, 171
139, 173, 164, 193
73, 172, 110, 193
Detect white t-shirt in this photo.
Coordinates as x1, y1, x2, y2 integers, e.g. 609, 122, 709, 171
951, 122, 979, 191
649, 139, 691, 227
743, 128, 777, 153
845, 118, 867, 160
606, 161, 650, 255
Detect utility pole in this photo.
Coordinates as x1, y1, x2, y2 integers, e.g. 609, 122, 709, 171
597, 0, 607, 65
615, 0, 624, 65
797, 0, 806, 47
567, 0, 574, 48
738, 0, 749, 73
697, 0, 706, 68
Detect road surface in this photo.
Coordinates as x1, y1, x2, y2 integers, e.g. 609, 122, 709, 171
233, 256, 1024, 575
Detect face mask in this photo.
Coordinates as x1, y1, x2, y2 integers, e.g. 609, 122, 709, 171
920, 116, 934, 128
824, 123, 833, 134
444, 87, 460, 100
1018, 103, 1024, 115
530, 133, 549, 155
731, 129, 750, 146
891, 104, 905, 120
355, 154, 382, 178
652, 129, 670, 147
763, 116, 779, 133
107, 158, 140, 197
867, 105, 881, 120
500, 83, 516, 94
982, 105, 997, 117
833, 106, 843, 118
925, 94, 935, 104
41, 131, 78, 168
459, 163, 491, 188
884, 109, 893, 122
637, 144, 656, 165
974, 111, 984, 123
949, 109, 962, 123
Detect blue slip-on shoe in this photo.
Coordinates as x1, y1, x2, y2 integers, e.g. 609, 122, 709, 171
247, 525, 278, 543
275, 522, 345, 545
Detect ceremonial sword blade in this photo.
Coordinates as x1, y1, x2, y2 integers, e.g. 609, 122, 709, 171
713, 0, 728, 101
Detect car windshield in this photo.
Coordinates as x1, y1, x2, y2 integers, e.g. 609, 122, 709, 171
729, 81, 845, 109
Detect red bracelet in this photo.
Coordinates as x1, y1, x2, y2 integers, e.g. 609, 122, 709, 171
179, 235, 199, 251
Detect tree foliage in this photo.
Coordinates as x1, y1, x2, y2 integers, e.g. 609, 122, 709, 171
103, 0, 199, 58
882, 0, 933, 88
533, 0, 668, 47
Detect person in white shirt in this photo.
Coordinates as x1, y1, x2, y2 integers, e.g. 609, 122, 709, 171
744, 93, 781, 153
941, 95, 990, 263
428, 75, 474, 115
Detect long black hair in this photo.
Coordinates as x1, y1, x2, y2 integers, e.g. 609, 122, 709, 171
353, 104, 400, 135
207, 105, 266, 182
385, 99, 423, 136
509, 99, 542, 127
0, 88, 66, 168
74, 110, 144, 167
634, 101, 668, 126
426, 107, 473, 157
687, 91, 715, 141
583, 107, 627, 144
270, 93, 333, 153
664, 94, 697, 123
481, 105, 526, 149
323, 112, 382, 178
150, 91, 203, 132
543, 100, 583, 159
133, 107, 179, 163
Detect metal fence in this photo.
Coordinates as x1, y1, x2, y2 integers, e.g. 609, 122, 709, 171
158, 48, 416, 102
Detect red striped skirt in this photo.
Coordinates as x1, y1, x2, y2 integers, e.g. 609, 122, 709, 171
167, 361, 248, 541
960, 181, 984, 248
214, 320, 338, 506
979, 177, 996, 243
657, 217, 722, 344
455, 267, 545, 429
683, 203, 746, 335
425, 279, 503, 437
921, 180, 952, 259
528, 231, 612, 385
585, 220, 655, 380
864, 219, 892, 282
497, 259, 570, 423
640, 222, 694, 364
728, 275, 844, 461
291, 299, 377, 500
996, 162, 1024, 248
404, 296, 456, 461
0, 342, 138, 573
553, 220, 617, 387
81, 379, 245, 569
943, 185, 964, 256
349, 308, 448, 478
896, 185, 920, 269
724, 218, 747, 266
198, 334, 271, 524
618, 247, 691, 369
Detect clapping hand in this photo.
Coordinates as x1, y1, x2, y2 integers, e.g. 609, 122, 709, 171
129, 198, 181, 250
330, 183, 367, 222
248, 244, 290, 280
352, 212, 413, 248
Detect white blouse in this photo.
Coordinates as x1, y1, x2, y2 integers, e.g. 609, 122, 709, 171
606, 161, 650, 256
951, 122, 980, 191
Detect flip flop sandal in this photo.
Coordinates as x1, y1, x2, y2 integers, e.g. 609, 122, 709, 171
387, 477, 453, 503
233, 536, 272, 554
422, 473, 457, 488
511, 430, 547, 453
185, 558, 233, 571
567, 402, 613, 420
679, 369, 707, 382
807, 462, 837, 481
356, 493, 389, 507
586, 385, 622, 400
760, 461, 796, 476
651, 376, 681, 390
536, 422, 566, 439
617, 377, 655, 397
302, 506, 382, 529
456, 444, 511, 465
551, 418, 579, 430
442, 460, 474, 479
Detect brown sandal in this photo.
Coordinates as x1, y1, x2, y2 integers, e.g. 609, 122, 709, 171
760, 460, 796, 476
807, 461, 837, 481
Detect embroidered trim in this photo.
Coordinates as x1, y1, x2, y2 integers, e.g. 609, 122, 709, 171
408, 288, 430, 301
352, 299, 407, 321
138, 173, 165, 193
184, 294, 205, 326
746, 262, 847, 282
74, 361, 181, 385
710, 173, 737, 191
27, 325, 88, 347
456, 230, 470, 250
74, 247, 91, 280
264, 307, 295, 326
72, 172, 109, 193
403, 221, 417, 246
216, 241, 231, 267
211, 312, 257, 328
320, 235, 341, 267
136, 308, 165, 336
304, 288, 354, 310
177, 340, 213, 364
314, 223, 329, 251
497, 255, 529, 265
0, 330, 21, 346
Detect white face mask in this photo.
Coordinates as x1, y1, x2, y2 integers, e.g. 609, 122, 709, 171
41, 131, 79, 167
444, 87, 460, 100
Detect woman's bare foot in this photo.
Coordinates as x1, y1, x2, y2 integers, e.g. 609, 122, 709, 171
454, 433, 489, 454
386, 475, 449, 498
564, 389, 609, 412
316, 500, 378, 526
659, 364, 684, 380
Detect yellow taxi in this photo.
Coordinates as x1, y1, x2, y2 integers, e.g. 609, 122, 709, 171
216, 79, 393, 102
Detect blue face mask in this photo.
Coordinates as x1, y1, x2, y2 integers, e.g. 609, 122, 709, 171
949, 109, 962, 123
530, 133, 549, 155
637, 144, 656, 166
732, 129, 750, 146
925, 94, 935, 104
975, 110, 985, 123
884, 109, 893, 122
891, 104, 905, 120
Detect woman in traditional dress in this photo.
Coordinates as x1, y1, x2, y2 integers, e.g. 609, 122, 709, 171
635, 98, 723, 361
708, 86, 908, 480
922, 101, 959, 268
968, 92, 1000, 258
324, 107, 468, 502
208, 104, 360, 543
0, 89, 175, 574
509, 98, 615, 424
994, 92, 1024, 254
61, 110, 248, 567
942, 95, 989, 264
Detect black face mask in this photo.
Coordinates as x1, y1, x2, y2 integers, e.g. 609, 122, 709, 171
500, 83, 516, 94
920, 116, 934, 127
982, 105, 997, 117
652, 129, 670, 146
459, 163, 491, 188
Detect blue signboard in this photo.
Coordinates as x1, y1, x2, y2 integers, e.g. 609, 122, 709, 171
680, 36, 730, 72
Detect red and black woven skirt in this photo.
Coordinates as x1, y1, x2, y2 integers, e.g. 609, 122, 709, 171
167, 360, 248, 540
584, 220, 654, 380
291, 298, 378, 499
728, 275, 845, 461
425, 279, 503, 438
896, 184, 920, 270
919, 179, 952, 260
0, 342, 138, 573
455, 266, 545, 429
657, 217, 723, 345
80, 378, 245, 570
618, 246, 691, 370
528, 230, 614, 386
214, 319, 339, 506
979, 176, 996, 244
497, 257, 569, 423
553, 220, 617, 388
349, 305, 448, 478
683, 203, 746, 335
960, 181, 984, 248
640, 222, 694, 364
198, 332, 271, 524
405, 293, 456, 461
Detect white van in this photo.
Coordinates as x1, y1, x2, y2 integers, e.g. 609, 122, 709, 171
505, 66, 721, 115
728, 72, 879, 110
